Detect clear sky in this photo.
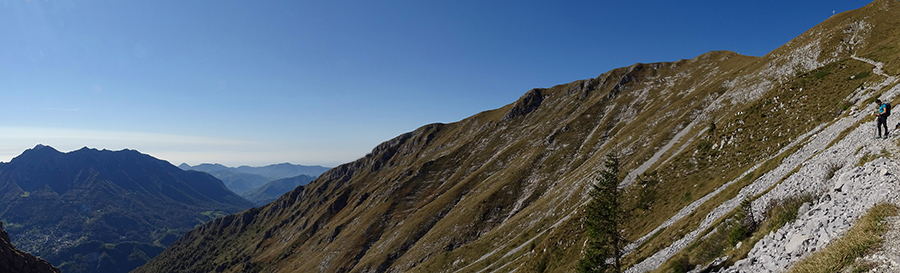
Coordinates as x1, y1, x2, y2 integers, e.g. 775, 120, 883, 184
0, 0, 872, 167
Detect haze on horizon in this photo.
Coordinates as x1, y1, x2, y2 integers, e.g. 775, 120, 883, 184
0, 0, 871, 167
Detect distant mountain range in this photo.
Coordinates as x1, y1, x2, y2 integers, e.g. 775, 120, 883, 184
0, 145, 255, 273
178, 162, 328, 195
240, 174, 316, 205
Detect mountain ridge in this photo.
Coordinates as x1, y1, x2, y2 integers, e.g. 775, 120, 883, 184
136, 49, 762, 273
135, 1, 900, 272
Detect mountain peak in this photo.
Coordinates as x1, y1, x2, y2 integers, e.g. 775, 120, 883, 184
27, 144, 60, 153
9, 144, 62, 164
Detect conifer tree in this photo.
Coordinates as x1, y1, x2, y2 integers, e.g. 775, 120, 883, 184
578, 153, 628, 273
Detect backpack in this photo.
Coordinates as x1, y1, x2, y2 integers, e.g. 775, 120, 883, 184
885, 103, 891, 117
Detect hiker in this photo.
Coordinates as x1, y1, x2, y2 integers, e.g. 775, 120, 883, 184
875, 99, 891, 139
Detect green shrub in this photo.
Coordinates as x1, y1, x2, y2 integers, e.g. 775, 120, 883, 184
669, 255, 692, 273
841, 102, 853, 112
634, 171, 660, 210
728, 224, 750, 246
825, 162, 843, 180
536, 256, 549, 273
696, 141, 713, 152
764, 193, 816, 230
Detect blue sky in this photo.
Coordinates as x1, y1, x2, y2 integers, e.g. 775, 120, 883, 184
0, 0, 872, 167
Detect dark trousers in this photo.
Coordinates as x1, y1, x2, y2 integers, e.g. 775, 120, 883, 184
878, 115, 889, 136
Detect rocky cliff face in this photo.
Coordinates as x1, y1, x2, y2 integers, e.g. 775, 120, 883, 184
0, 222, 59, 273
136, 1, 900, 272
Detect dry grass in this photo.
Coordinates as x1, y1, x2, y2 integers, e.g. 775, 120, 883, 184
786, 202, 899, 273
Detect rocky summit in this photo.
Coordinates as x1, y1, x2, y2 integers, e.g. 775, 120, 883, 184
136, 1, 900, 272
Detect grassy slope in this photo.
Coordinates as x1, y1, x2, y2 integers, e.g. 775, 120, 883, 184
135, 50, 757, 273
135, 1, 900, 273
415, 1, 900, 271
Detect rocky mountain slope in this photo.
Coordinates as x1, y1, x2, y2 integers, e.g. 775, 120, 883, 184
135, 1, 900, 272
0, 222, 59, 273
0, 145, 255, 273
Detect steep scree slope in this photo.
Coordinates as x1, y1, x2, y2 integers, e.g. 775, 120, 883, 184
136, 1, 900, 272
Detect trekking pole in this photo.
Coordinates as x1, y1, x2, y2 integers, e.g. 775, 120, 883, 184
874, 111, 878, 138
